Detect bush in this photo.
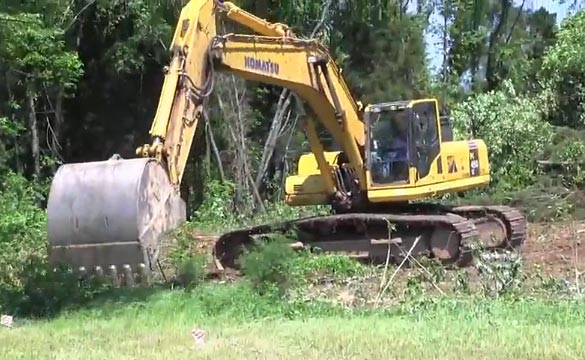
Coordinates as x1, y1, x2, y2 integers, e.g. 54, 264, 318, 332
541, 11, 585, 128
451, 80, 553, 190
191, 180, 238, 228
0, 172, 48, 300
174, 254, 208, 291
240, 235, 296, 297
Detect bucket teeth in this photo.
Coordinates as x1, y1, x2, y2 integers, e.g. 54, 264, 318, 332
95, 266, 104, 277
66, 263, 152, 288
123, 265, 134, 287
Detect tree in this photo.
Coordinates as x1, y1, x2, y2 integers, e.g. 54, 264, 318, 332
451, 80, 553, 190
541, 10, 585, 128
0, 13, 83, 177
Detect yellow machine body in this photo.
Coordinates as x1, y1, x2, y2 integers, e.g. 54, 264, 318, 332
285, 99, 490, 206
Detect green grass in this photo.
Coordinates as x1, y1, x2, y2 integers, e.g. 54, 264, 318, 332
1, 283, 585, 359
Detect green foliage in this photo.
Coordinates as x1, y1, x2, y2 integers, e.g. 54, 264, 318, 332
0, 13, 83, 91
191, 178, 329, 231
0, 172, 47, 280
290, 252, 366, 280
94, 0, 174, 74
162, 222, 209, 290
539, 127, 585, 163
192, 180, 238, 227
173, 254, 208, 291
340, 14, 431, 102
240, 235, 297, 296
451, 80, 553, 190
0, 116, 24, 138
541, 11, 585, 128
0, 116, 26, 171
485, 185, 575, 222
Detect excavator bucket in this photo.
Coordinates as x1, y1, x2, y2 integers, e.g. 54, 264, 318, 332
47, 156, 186, 285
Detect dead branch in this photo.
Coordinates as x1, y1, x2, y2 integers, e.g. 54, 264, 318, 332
203, 109, 225, 182
253, 0, 334, 192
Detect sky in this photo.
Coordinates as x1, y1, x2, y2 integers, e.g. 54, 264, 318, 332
424, 0, 578, 74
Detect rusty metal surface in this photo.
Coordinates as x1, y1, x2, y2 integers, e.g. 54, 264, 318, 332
47, 156, 186, 278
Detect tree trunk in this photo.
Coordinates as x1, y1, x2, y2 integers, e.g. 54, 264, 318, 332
27, 86, 40, 177
203, 110, 225, 182
254, 88, 291, 192
230, 75, 266, 214
53, 88, 64, 151
486, 0, 511, 91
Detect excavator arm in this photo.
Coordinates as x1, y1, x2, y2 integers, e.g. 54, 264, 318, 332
46, 0, 369, 281
140, 0, 366, 196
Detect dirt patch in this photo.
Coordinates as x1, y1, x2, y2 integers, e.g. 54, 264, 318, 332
522, 221, 585, 279
191, 231, 220, 254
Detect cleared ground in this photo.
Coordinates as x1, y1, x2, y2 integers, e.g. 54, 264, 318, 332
522, 220, 585, 278
1, 220, 585, 359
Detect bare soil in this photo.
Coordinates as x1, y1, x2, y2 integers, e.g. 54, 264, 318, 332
522, 220, 585, 279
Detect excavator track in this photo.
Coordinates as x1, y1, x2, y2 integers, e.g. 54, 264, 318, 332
213, 204, 527, 270
449, 205, 527, 249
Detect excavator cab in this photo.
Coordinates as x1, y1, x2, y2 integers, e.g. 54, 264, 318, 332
368, 101, 411, 185
366, 99, 441, 187
363, 98, 491, 204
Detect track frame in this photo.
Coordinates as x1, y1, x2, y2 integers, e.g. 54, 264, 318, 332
213, 204, 527, 270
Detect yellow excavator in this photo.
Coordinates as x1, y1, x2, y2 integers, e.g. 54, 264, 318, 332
46, 0, 526, 282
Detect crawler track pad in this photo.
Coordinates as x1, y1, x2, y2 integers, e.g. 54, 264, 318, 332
47, 157, 186, 281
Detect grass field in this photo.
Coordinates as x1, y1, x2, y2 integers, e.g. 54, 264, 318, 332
2, 219, 585, 359
1, 282, 585, 360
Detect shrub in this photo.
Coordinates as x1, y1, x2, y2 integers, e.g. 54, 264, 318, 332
0, 172, 48, 297
240, 235, 296, 297
541, 11, 585, 128
174, 254, 208, 291
451, 80, 553, 190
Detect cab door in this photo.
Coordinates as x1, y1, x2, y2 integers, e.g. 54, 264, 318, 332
411, 100, 440, 181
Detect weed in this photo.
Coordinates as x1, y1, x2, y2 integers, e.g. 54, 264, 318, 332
453, 269, 471, 294
240, 235, 297, 296
290, 251, 366, 282
173, 254, 208, 291
475, 251, 524, 297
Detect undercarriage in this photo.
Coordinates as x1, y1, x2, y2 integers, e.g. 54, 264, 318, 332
213, 204, 527, 270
